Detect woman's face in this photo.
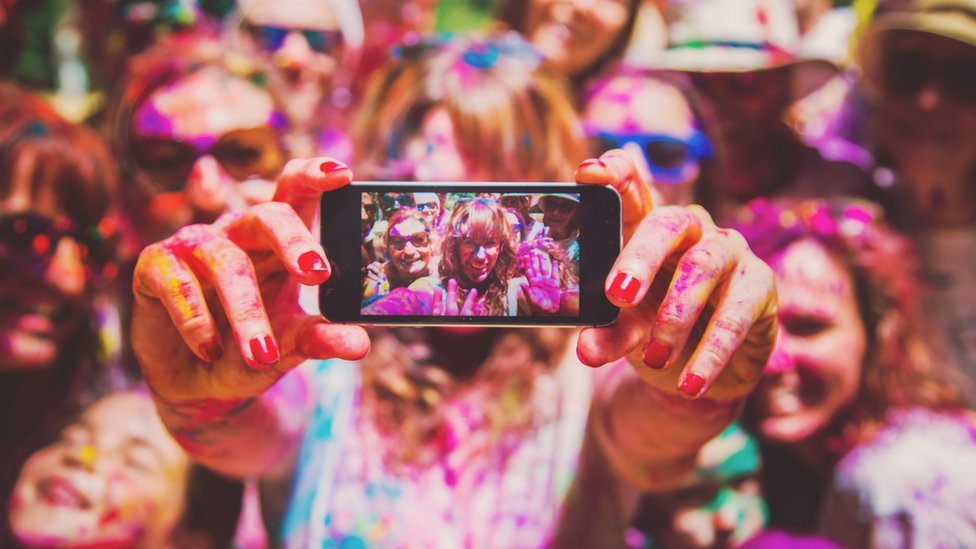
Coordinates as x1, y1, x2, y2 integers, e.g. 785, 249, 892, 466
522, 0, 632, 78
541, 197, 579, 238
583, 76, 701, 205
388, 217, 431, 277
0, 167, 94, 371
130, 66, 284, 243
754, 239, 866, 443
242, 0, 344, 125
875, 32, 976, 218
458, 231, 502, 284
9, 392, 189, 547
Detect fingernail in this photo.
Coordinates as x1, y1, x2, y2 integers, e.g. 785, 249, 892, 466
249, 334, 279, 366
198, 339, 223, 363
679, 373, 706, 398
608, 272, 641, 304
643, 339, 671, 370
579, 158, 607, 169
298, 250, 328, 274
320, 160, 348, 173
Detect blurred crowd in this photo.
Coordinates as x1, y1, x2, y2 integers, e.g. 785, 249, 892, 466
1, 0, 975, 548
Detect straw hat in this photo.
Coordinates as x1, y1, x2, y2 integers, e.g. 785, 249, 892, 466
859, 0, 976, 87
649, 0, 838, 98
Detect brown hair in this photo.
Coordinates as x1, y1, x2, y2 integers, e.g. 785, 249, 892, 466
352, 32, 587, 182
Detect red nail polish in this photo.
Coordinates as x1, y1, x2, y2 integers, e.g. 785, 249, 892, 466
579, 158, 607, 169
198, 339, 223, 363
249, 334, 279, 366
608, 272, 641, 303
298, 251, 328, 273
320, 160, 348, 173
643, 339, 671, 369
679, 373, 706, 397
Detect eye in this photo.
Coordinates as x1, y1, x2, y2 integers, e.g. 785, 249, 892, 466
781, 316, 831, 337
124, 447, 159, 473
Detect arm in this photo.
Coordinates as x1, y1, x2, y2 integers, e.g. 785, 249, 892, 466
131, 158, 370, 478
575, 151, 776, 492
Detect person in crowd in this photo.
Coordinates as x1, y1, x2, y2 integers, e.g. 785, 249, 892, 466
857, 0, 976, 387
0, 83, 120, 547
225, 0, 364, 159
111, 28, 290, 250
495, 0, 642, 90
362, 208, 434, 306
538, 193, 581, 273
628, 422, 767, 549
658, 0, 877, 221
582, 67, 719, 210
500, 193, 544, 241
8, 389, 242, 549
413, 192, 444, 233
732, 197, 976, 546
127, 33, 777, 547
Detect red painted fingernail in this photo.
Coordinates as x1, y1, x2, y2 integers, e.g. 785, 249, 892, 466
643, 339, 671, 370
320, 160, 348, 173
198, 339, 223, 363
579, 158, 607, 169
298, 250, 328, 274
679, 373, 706, 398
608, 272, 641, 304
249, 334, 279, 366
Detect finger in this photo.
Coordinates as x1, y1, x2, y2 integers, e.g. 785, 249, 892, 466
678, 259, 777, 399
222, 201, 330, 285
575, 150, 655, 240
272, 157, 354, 227
171, 235, 278, 371
605, 206, 705, 308
295, 318, 371, 361
460, 288, 480, 315
133, 243, 222, 363
577, 309, 648, 367
433, 285, 445, 316
643, 233, 736, 370
539, 253, 552, 279
446, 278, 459, 315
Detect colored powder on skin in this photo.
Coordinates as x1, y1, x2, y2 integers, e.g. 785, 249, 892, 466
80, 443, 98, 469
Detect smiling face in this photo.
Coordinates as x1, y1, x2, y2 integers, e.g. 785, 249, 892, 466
9, 391, 189, 548
522, 0, 632, 78
541, 196, 579, 239
459, 233, 502, 285
130, 66, 282, 242
754, 239, 866, 443
387, 216, 431, 278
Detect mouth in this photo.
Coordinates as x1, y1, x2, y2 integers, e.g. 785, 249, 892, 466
466, 260, 489, 278
763, 382, 803, 416
0, 295, 75, 335
37, 476, 92, 510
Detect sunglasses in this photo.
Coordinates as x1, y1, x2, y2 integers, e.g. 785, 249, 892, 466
388, 232, 431, 251
588, 129, 713, 185
130, 127, 286, 194
246, 23, 343, 56
0, 212, 118, 283
380, 193, 416, 212
881, 51, 976, 106
416, 201, 439, 213
541, 199, 578, 215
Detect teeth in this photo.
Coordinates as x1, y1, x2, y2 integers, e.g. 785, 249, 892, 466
766, 384, 801, 415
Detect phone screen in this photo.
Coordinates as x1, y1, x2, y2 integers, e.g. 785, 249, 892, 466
321, 183, 619, 326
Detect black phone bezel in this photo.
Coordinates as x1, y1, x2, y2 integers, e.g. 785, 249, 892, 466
319, 182, 621, 327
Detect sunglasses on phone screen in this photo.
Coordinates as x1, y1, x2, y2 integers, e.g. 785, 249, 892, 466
130, 127, 286, 194
0, 212, 118, 283
246, 23, 343, 56
588, 129, 713, 185
380, 193, 416, 212
388, 232, 431, 251
881, 51, 976, 106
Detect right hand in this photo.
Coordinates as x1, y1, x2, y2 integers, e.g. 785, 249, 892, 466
131, 158, 371, 406
432, 278, 485, 315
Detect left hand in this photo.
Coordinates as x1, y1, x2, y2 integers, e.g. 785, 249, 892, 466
574, 151, 777, 402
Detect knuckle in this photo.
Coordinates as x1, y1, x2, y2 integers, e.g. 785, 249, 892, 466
696, 345, 729, 371
178, 313, 212, 336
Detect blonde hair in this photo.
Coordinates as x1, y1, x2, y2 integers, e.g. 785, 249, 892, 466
352, 32, 588, 182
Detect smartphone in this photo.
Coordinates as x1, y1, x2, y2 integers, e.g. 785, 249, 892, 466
319, 181, 621, 327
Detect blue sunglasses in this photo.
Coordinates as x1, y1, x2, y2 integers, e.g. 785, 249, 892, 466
246, 24, 343, 55
588, 129, 713, 185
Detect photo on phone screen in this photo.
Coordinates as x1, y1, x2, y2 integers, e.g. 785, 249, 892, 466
320, 182, 621, 327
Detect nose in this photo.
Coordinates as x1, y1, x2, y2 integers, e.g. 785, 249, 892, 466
275, 31, 313, 70
473, 245, 488, 260
916, 80, 942, 111
44, 235, 86, 296
185, 155, 242, 215
63, 442, 99, 473
765, 327, 796, 374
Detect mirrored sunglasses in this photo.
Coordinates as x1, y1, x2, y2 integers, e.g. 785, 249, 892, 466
246, 23, 343, 55
588, 129, 713, 185
388, 232, 430, 250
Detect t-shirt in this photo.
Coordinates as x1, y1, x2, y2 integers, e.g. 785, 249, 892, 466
279, 353, 594, 548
